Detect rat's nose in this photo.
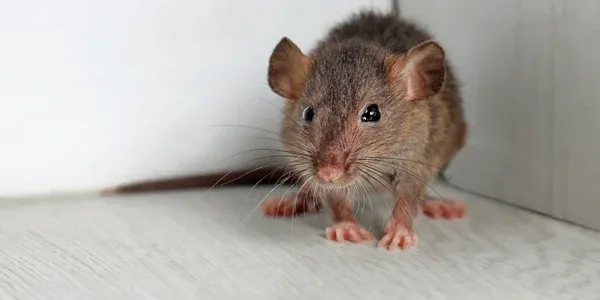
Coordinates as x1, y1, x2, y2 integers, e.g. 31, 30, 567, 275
316, 165, 344, 183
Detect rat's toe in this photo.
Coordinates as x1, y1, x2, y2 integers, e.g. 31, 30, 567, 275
325, 222, 373, 243
377, 224, 417, 250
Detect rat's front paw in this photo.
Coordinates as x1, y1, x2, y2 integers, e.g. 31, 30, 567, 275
325, 222, 373, 243
377, 223, 417, 250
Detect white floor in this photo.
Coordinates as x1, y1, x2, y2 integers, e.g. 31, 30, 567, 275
0, 183, 599, 300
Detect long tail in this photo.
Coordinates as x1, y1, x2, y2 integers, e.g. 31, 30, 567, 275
101, 168, 296, 196
391, 0, 400, 18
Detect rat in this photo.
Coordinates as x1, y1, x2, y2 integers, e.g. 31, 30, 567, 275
102, 8, 467, 251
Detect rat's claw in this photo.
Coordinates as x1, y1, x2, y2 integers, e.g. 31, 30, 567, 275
377, 223, 417, 250
325, 222, 373, 243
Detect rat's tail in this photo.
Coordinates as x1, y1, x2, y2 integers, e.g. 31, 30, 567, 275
391, 0, 400, 18
100, 168, 296, 196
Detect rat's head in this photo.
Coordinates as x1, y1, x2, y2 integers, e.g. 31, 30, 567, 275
267, 37, 446, 189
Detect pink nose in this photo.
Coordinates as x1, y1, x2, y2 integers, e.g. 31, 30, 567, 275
317, 165, 344, 183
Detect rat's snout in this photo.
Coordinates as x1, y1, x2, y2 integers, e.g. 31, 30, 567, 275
317, 165, 344, 183
315, 151, 349, 183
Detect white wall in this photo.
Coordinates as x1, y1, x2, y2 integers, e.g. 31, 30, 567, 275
0, 0, 390, 197
400, 0, 600, 230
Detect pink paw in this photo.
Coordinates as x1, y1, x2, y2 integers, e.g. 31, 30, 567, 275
262, 195, 320, 217
421, 198, 466, 219
325, 222, 374, 243
377, 223, 417, 250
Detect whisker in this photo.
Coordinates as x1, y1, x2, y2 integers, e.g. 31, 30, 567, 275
353, 138, 395, 154
358, 163, 418, 223
214, 147, 310, 170
357, 170, 395, 229
276, 170, 301, 231
217, 162, 284, 188
242, 175, 290, 225
357, 171, 379, 194
217, 159, 304, 190
204, 124, 280, 137
358, 156, 442, 170
350, 182, 360, 219
356, 168, 393, 194
236, 162, 296, 218
235, 136, 314, 155
357, 182, 366, 219
356, 177, 374, 233
285, 175, 313, 232
359, 160, 448, 203
305, 178, 320, 222
207, 155, 286, 193
249, 94, 315, 143
358, 163, 417, 207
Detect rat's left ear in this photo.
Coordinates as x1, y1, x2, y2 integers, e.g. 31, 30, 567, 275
386, 40, 446, 101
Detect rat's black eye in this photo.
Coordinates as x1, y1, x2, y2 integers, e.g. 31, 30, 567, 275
302, 107, 314, 122
361, 104, 380, 123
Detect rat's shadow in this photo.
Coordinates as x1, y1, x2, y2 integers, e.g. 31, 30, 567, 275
226, 187, 391, 239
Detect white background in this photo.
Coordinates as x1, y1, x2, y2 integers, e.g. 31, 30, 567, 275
0, 0, 390, 197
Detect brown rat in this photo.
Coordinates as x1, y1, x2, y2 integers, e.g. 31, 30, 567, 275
262, 10, 467, 250
102, 9, 467, 250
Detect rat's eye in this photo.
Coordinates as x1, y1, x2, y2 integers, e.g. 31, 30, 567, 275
361, 104, 380, 123
302, 107, 314, 122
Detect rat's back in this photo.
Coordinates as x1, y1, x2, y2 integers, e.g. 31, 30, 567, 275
314, 11, 432, 56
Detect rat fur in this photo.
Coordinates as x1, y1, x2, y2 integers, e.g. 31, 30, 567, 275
101, 9, 467, 250
264, 10, 467, 249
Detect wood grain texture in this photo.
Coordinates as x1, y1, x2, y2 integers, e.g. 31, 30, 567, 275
0, 183, 599, 299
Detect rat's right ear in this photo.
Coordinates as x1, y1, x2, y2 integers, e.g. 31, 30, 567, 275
268, 37, 310, 101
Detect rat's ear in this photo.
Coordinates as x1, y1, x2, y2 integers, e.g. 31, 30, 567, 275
268, 37, 311, 101
386, 40, 446, 101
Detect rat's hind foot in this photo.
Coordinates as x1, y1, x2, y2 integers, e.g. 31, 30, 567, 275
325, 222, 374, 243
420, 196, 466, 219
377, 222, 417, 250
262, 194, 320, 217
